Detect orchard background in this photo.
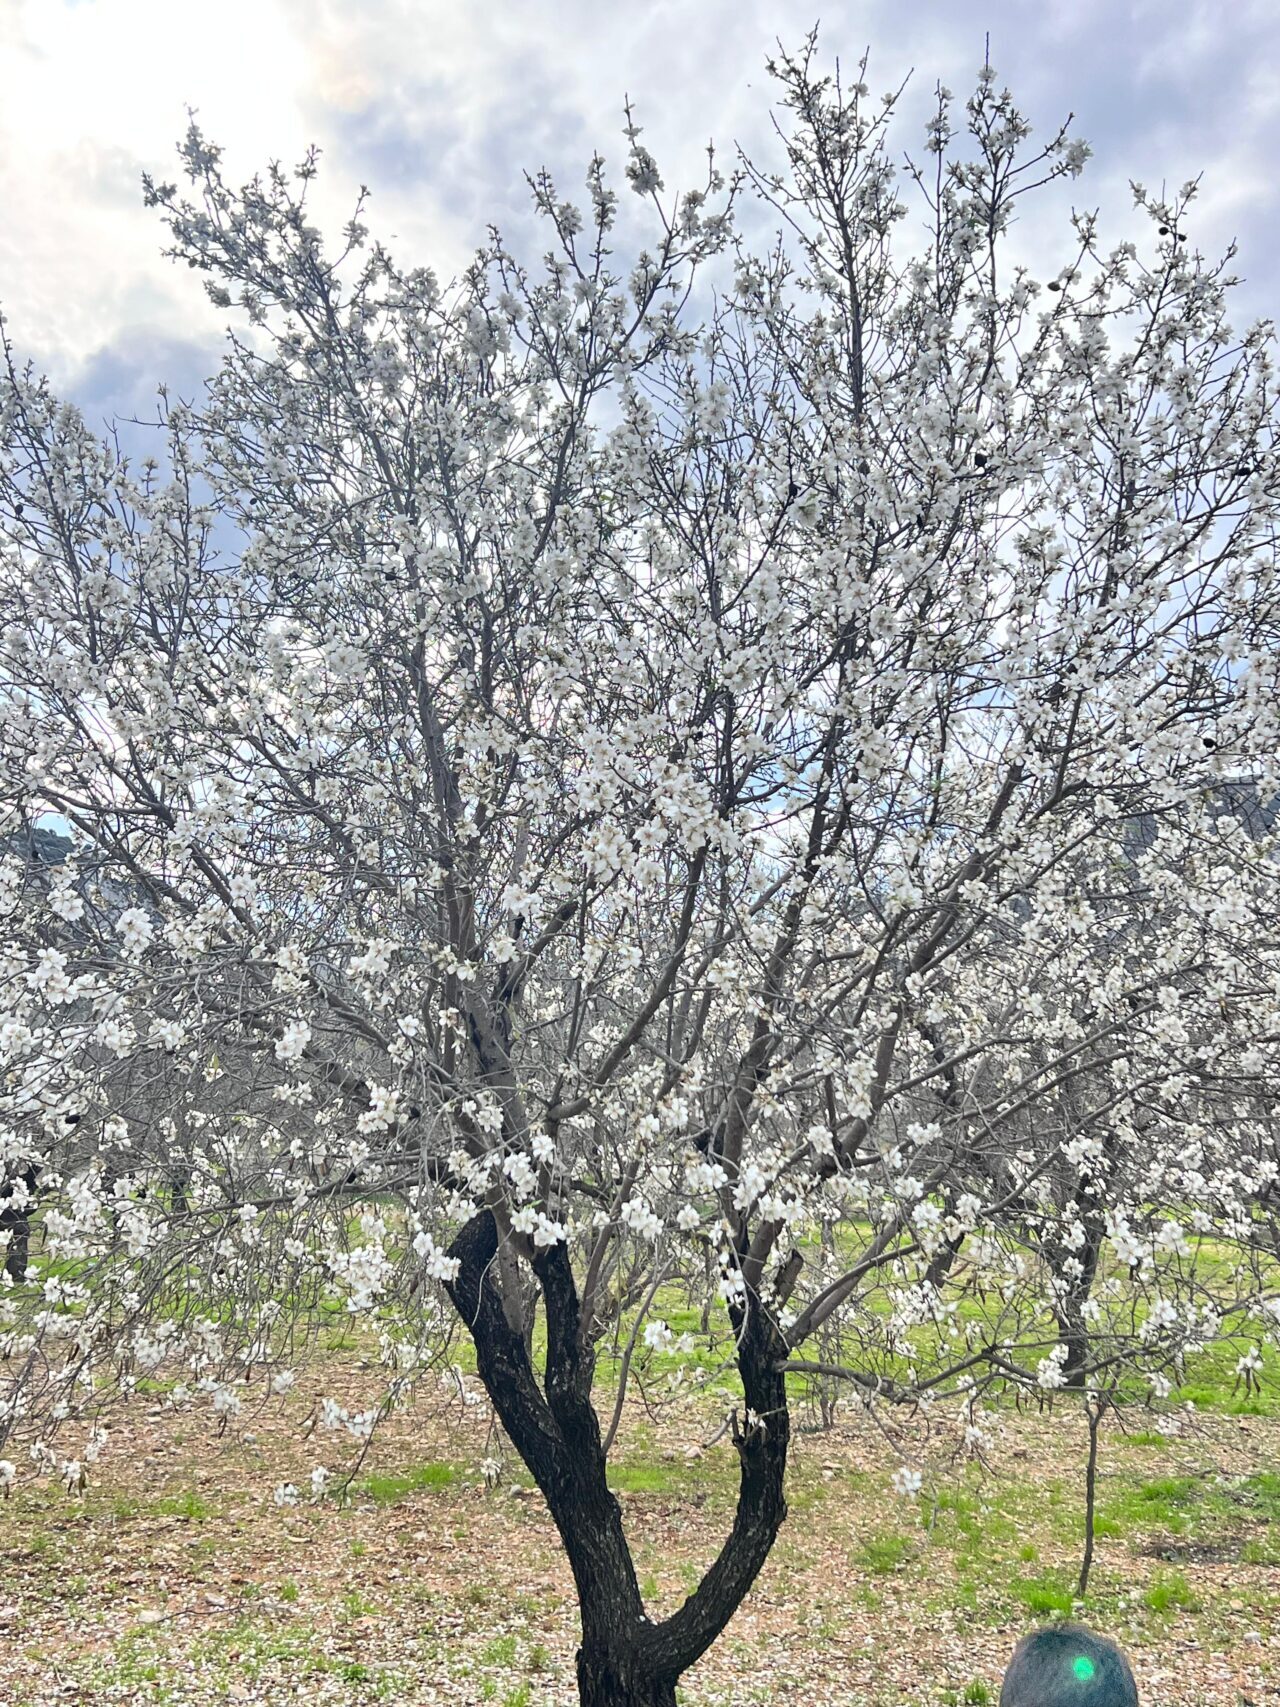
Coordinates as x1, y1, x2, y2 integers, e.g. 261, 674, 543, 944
2, 8, 1280, 1705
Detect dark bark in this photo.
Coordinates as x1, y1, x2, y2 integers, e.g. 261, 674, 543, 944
444, 1209, 792, 1705
643, 1291, 790, 1680
445, 1212, 651, 1696
1, 1210, 29, 1282
924, 1226, 966, 1291
1078, 1398, 1101, 1599
1, 1165, 38, 1282
169, 1168, 191, 1217
577, 1649, 676, 1707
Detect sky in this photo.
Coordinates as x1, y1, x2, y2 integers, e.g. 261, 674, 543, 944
1, 0, 1277, 435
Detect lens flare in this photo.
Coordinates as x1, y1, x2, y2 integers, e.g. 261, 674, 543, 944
1073, 1656, 1096, 1683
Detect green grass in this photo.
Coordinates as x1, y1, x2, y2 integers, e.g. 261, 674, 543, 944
1234, 1471, 1280, 1519
17, 1207, 1280, 1440
607, 1462, 678, 1495
1143, 1571, 1199, 1614
1171, 1337, 1280, 1417
1011, 1574, 1074, 1618
1093, 1465, 1280, 1555
105, 1486, 221, 1524
152, 1490, 211, 1521
187, 1614, 404, 1692
939, 1682, 993, 1707
359, 1460, 458, 1505
87, 1661, 165, 1698
1098, 1474, 1197, 1537
857, 1533, 914, 1574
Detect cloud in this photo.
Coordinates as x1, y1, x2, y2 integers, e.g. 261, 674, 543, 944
66, 327, 219, 427
0, 0, 1275, 425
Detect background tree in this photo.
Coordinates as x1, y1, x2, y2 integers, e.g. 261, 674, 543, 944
2, 35, 1279, 1707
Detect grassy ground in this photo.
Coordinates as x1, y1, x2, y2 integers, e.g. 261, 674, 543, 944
1, 1350, 1277, 1706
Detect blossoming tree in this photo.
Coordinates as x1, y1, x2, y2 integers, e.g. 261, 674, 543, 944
2, 37, 1279, 1706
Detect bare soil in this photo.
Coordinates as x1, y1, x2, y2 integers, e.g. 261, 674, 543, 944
1, 1357, 1277, 1705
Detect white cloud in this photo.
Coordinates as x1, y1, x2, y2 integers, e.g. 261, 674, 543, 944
0, 0, 1275, 414
0, 0, 352, 382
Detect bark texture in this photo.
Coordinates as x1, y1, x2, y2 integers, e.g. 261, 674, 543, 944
444, 1209, 791, 1705
0, 1165, 37, 1282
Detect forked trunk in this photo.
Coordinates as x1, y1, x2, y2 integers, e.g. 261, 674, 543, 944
445, 1209, 791, 1707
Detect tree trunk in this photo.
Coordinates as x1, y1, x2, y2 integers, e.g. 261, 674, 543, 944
445, 1211, 656, 1700
1078, 1397, 1102, 1599
577, 1647, 677, 1707
169, 1167, 191, 1217
1, 1165, 38, 1282
2, 1209, 29, 1281
444, 1209, 791, 1707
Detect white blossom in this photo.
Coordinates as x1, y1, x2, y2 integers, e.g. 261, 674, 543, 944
116, 909, 154, 957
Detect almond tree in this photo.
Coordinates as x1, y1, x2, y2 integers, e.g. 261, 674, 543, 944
2, 38, 1279, 1707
